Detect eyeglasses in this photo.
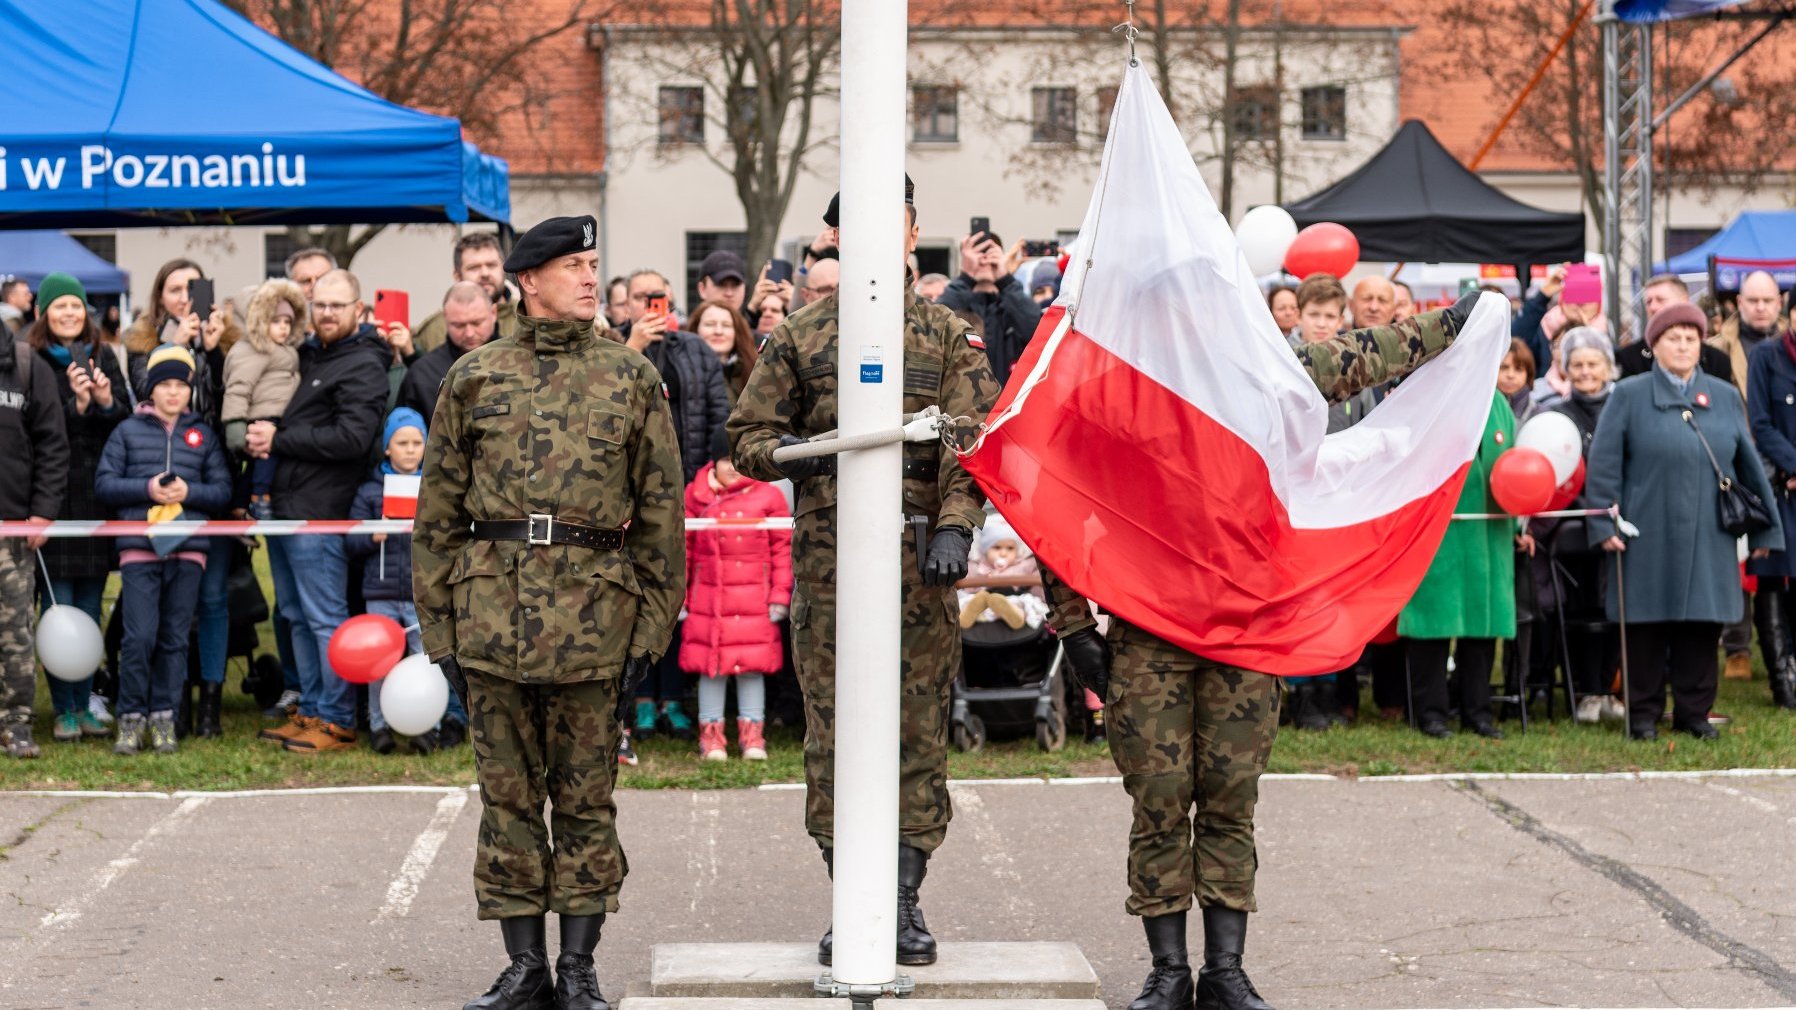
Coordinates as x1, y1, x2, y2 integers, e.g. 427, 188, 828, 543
311, 301, 355, 315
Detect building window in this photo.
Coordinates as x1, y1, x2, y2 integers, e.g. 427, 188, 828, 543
1230, 85, 1279, 142
264, 232, 300, 280
659, 86, 705, 146
1665, 227, 1718, 261
1032, 87, 1077, 144
68, 232, 118, 265
684, 231, 748, 312
1300, 86, 1347, 141
912, 86, 959, 143
1096, 86, 1119, 141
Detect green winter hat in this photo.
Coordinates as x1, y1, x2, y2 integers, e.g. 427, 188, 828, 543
35, 272, 86, 313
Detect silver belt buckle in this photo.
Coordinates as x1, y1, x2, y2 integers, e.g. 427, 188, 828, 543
527, 514, 554, 546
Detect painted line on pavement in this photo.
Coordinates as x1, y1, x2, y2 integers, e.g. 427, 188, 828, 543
1705, 780, 1796, 826
37, 796, 209, 931
374, 791, 469, 921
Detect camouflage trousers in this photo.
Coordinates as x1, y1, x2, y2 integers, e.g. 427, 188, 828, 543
467, 669, 625, 919
0, 540, 34, 729
1106, 618, 1280, 917
789, 570, 958, 855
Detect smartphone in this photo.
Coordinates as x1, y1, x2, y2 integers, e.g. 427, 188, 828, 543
187, 277, 215, 320
766, 259, 795, 286
374, 289, 410, 331
158, 472, 177, 487
969, 216, 991, 239
1023, 239, 1061, 258
1563, 263, 1602, 305
645, 293, 670, 320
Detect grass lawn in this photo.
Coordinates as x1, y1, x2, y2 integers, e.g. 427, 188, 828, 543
3, 672, 1791, 793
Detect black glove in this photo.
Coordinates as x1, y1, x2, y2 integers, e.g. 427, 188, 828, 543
1441, 291, 1480, 335
616, 654, 653, 723
1060, 628, 1110, 702
774, 434, 826, 481
921, 526, 974, 587
438, 656, 468, 714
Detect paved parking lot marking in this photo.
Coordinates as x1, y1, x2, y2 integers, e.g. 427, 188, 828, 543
374, 791, 468, 922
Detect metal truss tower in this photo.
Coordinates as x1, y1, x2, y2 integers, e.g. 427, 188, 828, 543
1602, 5, 1653, 339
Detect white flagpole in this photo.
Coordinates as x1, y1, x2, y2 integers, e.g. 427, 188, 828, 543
826, 0, 907, 997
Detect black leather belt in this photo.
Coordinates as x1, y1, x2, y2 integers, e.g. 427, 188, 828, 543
471, 516, 625, 550
813, 458, 939, 480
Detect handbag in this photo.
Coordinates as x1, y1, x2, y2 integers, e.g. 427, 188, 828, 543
1685, 409, 1774, 537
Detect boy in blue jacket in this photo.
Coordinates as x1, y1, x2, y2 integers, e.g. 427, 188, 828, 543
346, 407, 467, 754
95, 346, 232, 755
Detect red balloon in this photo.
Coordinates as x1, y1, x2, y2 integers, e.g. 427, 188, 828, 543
327, 614, 406, 684
1490, 448, 1558, 516
1283, 223, 1360, 279
1545, 457, 1587, 512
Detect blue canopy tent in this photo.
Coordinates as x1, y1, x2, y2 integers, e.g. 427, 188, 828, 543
0, 231, 129, 294
1657, 209, 1796, 291
1616, 0, 1753, 22
0, 0, 508, 228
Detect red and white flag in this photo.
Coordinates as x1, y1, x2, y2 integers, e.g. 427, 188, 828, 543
382, 473, 421, 520
959, 65, 1510, 675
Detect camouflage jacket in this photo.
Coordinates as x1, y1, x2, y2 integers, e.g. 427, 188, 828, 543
1046, 307, 1466, 635
413, 314, 686, 683
728, 291, 1001, 585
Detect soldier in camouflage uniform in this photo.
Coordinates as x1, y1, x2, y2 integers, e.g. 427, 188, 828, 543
414, 215, 684, 1010
729, 181, 1000, 967
1048, 296, 1477, 1010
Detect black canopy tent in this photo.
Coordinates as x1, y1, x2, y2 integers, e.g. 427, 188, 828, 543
1284, 120, 1585, 269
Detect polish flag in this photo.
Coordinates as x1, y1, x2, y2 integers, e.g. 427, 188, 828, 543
958, 65, 1511, 676
382, 473, 422, 520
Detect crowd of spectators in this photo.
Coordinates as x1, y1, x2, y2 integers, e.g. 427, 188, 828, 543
2, 220, 1793, 762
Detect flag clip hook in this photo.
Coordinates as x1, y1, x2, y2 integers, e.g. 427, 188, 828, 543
1112, 0, 1140, 67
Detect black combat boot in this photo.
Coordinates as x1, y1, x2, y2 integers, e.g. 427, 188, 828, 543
1289, 681, 1328, 732
1760, 590, 1796, 710
897, 844, 938, 965
554, 913, 610, 1010
817, 848, 834, 966
196, 683, 223, 739
465, 915, 554, 1010
1194, 906, 1274, 1010
1127, 911, 1193, 1010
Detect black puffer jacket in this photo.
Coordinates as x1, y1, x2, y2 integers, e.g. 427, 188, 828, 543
38, 342, 129, 578
624, 326, 730, 483
0, 340, 68, 521
270, 325, 391, 520
94, 406, 233, 555
937, 273, 1043, 388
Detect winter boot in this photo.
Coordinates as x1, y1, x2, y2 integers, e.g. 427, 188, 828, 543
632, 700, 658, 740
555, 914, 611, 1010
737, 718, 767, 760
1760, 590, 1796, 710
464, 916, 554, 1010
175, 682, 193, 739
1290, 681, 1328, 731
1315, 678, 1345, 727
660, 700, 696, 740
1194, 906, 1274, 1010
698, 720, 727, 761
897, 844, 937, 965
196, 683, 224, 739
148, 711, 179, 755
1127, 911, 1193, 1010
817, 849, 834, 966
112, 713, 146, 757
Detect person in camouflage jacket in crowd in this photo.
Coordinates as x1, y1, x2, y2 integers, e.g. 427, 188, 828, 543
729, 180, 1000, 968
1046, 295, 1479, 1010
413, 215, 684, 1010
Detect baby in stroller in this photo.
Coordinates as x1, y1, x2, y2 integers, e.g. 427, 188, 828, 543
957, 520, 1050, 631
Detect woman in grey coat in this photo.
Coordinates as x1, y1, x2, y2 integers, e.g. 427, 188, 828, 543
1586, 303, 1784, 740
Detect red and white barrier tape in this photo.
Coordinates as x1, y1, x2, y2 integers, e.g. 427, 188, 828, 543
0, 516, 797, 538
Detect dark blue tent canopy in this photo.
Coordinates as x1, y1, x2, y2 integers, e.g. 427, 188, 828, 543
1616, 0, 1752, 23
0, 231, 130, 294
0, 0, 508, 228
1658, 210, 1796, 273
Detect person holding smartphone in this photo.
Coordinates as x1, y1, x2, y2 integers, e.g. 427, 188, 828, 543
938, 221, 1043, 387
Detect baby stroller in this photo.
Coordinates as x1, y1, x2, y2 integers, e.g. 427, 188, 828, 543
950, 619, 1070, 752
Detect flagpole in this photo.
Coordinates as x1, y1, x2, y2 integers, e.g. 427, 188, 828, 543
820, 0, 907, 1002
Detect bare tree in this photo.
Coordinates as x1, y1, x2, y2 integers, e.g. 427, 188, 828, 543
1429, 0, 1796, 237
223, 0, 601, 266
602, 2, 841, 269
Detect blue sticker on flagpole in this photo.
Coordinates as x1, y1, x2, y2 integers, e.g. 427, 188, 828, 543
861, 363, 883, 383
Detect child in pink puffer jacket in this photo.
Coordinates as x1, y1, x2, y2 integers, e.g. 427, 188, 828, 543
679, 434, 792, 760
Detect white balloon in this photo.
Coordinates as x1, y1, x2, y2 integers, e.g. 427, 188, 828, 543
1235, 205, 1299, 277
380, 653, 449, 737
36, 605, 105, 683
1517, 412, 1582, 485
